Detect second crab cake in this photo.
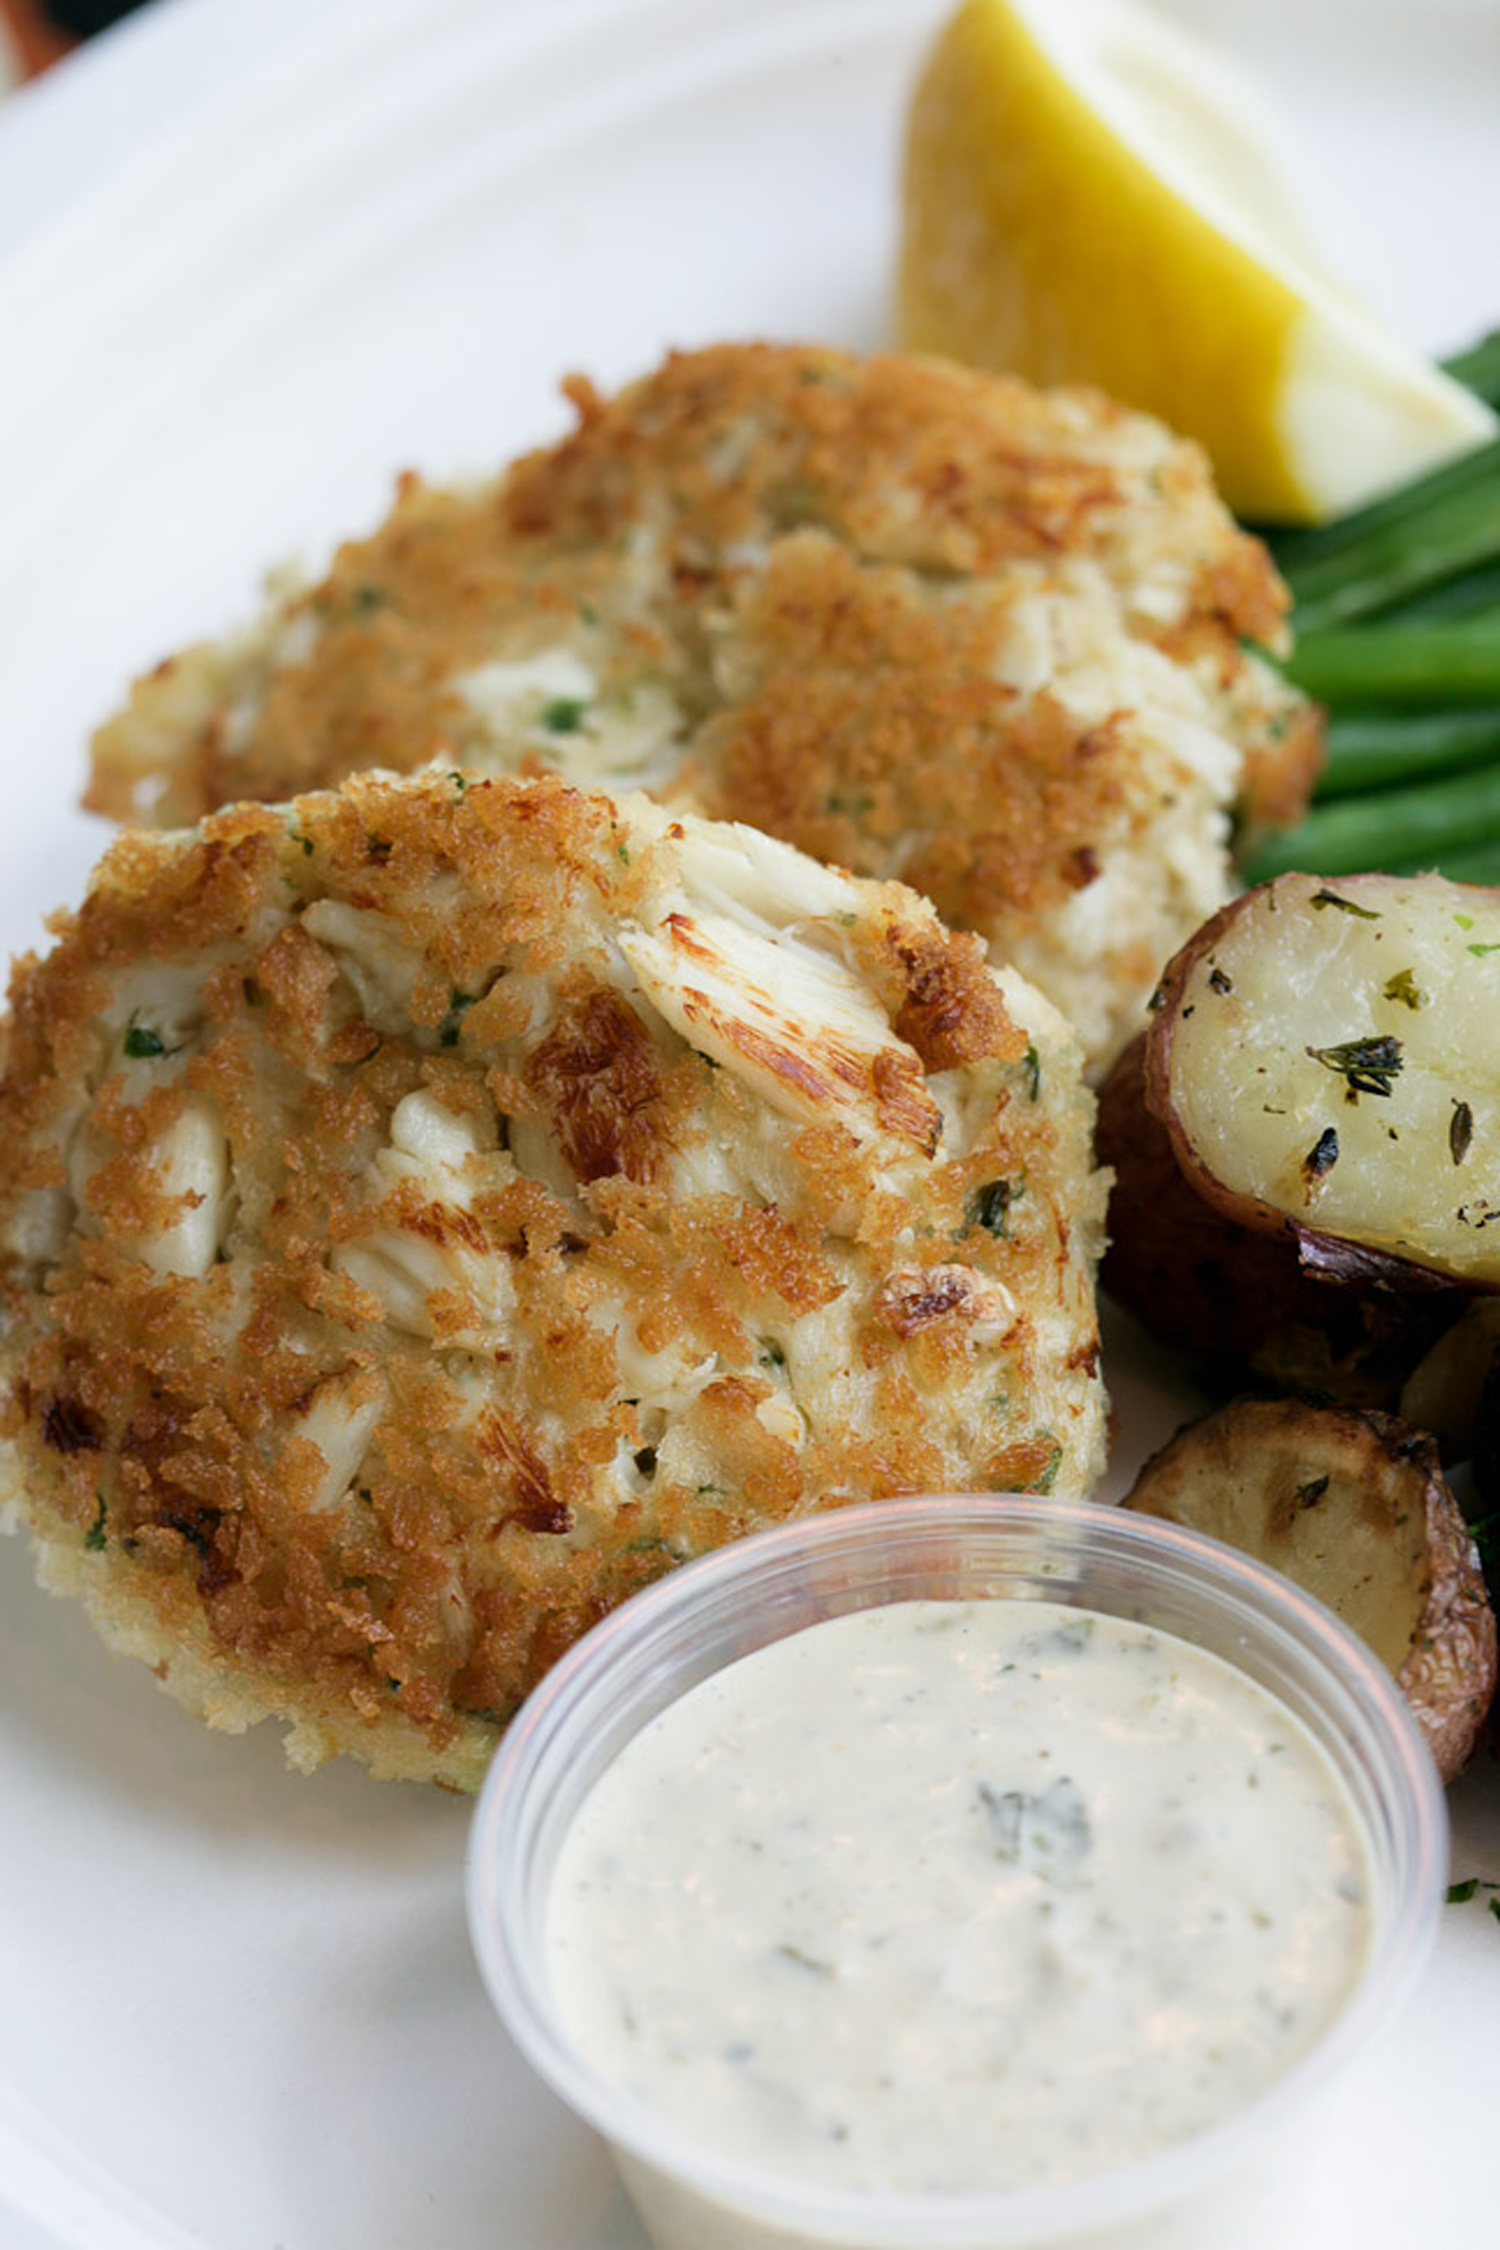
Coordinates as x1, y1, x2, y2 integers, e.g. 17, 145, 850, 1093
87, 343, 1319, 1071
0, 773, 1107, 1785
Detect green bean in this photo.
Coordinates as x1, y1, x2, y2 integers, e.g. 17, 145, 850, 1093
1285, 619, 1500, 706
1372, 559, 1500, 625
1387, 840, 1500, 886
1317, 704, 1500, 796
1267, 436, 1500, 578
1242, 757, 1500, 883
1443, 330, 1500, 408
1280, 466, 1500, 630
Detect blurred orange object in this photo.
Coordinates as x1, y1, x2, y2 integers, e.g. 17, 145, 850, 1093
0, 0, 76, 78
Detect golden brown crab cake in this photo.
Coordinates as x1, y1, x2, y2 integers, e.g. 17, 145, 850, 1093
0, 773, 1107, 1786
86, 344, 1318, 1072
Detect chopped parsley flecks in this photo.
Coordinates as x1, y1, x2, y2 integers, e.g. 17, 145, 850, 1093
123, 1013, 174, 1060
1305, 1034, 1403, 1100
1309, 888, 1381, 921
979, 1775, 1092, 1885
1026, 1439, 1063, 1496
1382, 968, 1426, 1010
542, 697, 589, 735
1447, 1877, 1500, 1912
84, 1494, 107, 1552
968, 1178, 1022, 1238
1022, 1043, 1041, 1102
439, 990, 476, 1048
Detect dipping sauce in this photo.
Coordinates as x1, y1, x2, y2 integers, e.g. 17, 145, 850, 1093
545, 1597, 1375, 2198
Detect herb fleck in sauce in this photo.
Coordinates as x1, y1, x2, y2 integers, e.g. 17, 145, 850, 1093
546, 1600, 1372, 2197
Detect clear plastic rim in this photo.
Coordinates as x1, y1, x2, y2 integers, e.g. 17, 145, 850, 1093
467, 1495, 1447, 2246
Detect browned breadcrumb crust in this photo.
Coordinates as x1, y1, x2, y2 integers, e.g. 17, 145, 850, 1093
0, 773, 1107, 1784
86, 346, 1319, 1069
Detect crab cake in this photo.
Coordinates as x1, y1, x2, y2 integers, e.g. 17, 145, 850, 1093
86, 344, 1318, 1072
0, 772, 1107, 1785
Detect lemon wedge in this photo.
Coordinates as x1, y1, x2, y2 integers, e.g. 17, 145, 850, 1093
897, 0, 1495, 522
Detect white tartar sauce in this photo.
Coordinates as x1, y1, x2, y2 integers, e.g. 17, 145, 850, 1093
545, 1598, 1374, 2197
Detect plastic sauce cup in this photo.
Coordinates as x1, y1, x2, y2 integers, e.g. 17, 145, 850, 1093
466, 1496, 1446, 2250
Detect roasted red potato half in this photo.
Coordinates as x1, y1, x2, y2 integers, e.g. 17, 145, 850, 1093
1124, 1395, 1497, 1782
1145, 871, 1500, 1290
1098, 1031, 1459, 1399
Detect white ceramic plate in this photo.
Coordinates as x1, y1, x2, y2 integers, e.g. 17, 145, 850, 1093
1, 3, 1497, 2245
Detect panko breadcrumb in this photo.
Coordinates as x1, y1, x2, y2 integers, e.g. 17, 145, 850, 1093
86, 344, 1319, 1071
0, 772, 1107, 1784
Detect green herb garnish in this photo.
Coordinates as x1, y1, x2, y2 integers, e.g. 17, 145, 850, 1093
439, 990, 476, 1048
1383, 968, 1426, 1009
1447, 1876, 1500, 1906
1309, 888, 1381, 919
1306, 1033, 1403, 1098
968, 1178, 1022, 1237
123, 1012, 173, 1059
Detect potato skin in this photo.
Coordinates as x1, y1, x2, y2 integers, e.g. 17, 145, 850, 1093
1124, 1395, 1497, 1782
1099, 1033, 1458, 1401
1400, 1301, 1500, 1473
1141, 889, 1292, 1240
